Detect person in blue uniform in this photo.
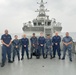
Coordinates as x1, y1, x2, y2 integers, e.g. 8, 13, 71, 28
52, 32, 61, 59
38, 32, 45, 59
21, 34, 29, 60
12, 35, 21, 62
45, 35, 52, 59
1, 30, 13, 67
62, 32, 73, 62
30, 33, 38, 59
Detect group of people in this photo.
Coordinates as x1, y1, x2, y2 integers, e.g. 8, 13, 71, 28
0, 29, 73, 67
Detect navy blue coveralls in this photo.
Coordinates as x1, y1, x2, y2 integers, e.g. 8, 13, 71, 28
45, 38, 52, 58
38, 36, 45, 58
62, 36, 73, 61
21, 38, 29, 59
1, 34, 12, 63
12, 39, 21, 61
30, 36, 37, 58
52, 35, 61, 58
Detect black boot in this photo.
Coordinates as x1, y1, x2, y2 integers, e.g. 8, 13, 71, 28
52, 56, 55, 58
43, 55, 46, 59
27, 55, 29, 59
36, 56, 40, 59
8, 60, 13, 63
21, 57, 24, 60
18, 56, 20, 61
30, 54, 32, 59
70, 59, 72, 62
59, 56, 61, 59
46, 55, 47, 58
13, 58, 14, 62
50, 55, 53, 59
62, 57, 65, 60
1, 62, 5, 67
18, 58, 20, 61
21, 56, 24, 60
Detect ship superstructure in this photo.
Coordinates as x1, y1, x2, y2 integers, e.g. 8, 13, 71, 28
22, 0, 62, 37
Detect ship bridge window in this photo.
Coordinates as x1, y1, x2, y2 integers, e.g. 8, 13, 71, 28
34, 23, 37, 26
48, 22, 51, 26
38, 22, 41, 26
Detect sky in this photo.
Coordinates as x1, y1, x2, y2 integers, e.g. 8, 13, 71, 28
0, 0, 76, 33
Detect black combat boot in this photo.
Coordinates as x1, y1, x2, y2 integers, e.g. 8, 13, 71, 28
62, 57, 65, 60
59, 56, 61, 59
30, 54, 32, 59
18, 56, 20, 61
21, 56, 24, 60
18, 58, 20, 61
50, 55, 53, 59
13, 57, 14, 62
36, 56, 40, 59
8, 60, 13, 63
1, 62, 5, 67
45, 55, 47, 58
43, 55, 46, 59
70, 59, 72, 62
52, 56, 55, 58
27, 55, 29, 59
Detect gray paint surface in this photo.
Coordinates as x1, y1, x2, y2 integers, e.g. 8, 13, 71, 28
0, 55, 76, 75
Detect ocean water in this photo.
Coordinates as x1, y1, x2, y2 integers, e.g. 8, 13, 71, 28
11, 32, 76, 41
60, 32, 76, 41
0, 32, 76, 44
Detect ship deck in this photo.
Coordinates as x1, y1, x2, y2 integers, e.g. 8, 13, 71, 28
0, 53, 76, 75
